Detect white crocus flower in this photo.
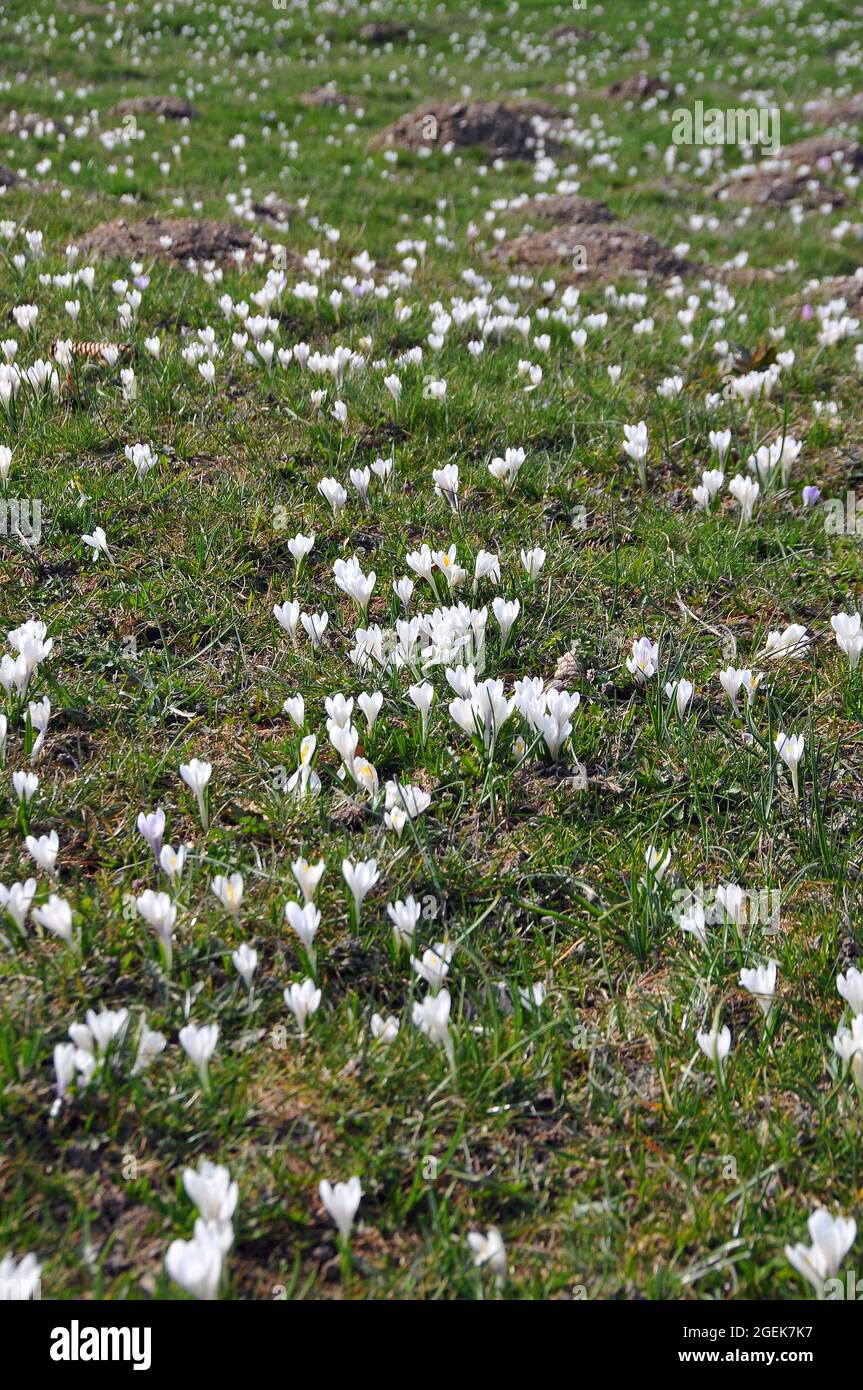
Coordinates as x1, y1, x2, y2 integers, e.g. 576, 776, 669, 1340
775, 731, 804, 798
728, 473, 759, 522
838, 967, 863, 1015
739, 960, 778, 1020
136, 889, 177, 970
371, 1013, 400, 1044
285, 900, 320, 952
284, 978, 321, 1037
183, 1160, 239, 1225
785, 1209, 856, 1297
467, 1227, 506, 1287
644, 845, 672, 883
413, 988, 455, 1067
411, 941, 453, 992
626, 636, 658, 685
319, 1176, 362, 1242
32, 893, 74, 947
761, 623, 809, 662
180, 758, 212, 830
232, 943, 258, 991
132, 1021, 167, 1076
291, 857, 325, 903
212, 872, 243, 919
664, 678, 693, 719
25, 829, 58, 875
179, 1022, 219, 1090
0, 1251, 41, 1301
696, 1020, 732, 1071
342, 858, 379, 925
831, 612, 863, 669
166, 1228, 224, 1301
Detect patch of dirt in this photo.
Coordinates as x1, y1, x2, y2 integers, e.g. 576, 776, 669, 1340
358, 420, 408, 450
51, 730, 97, 772
299, 85, 358, 109
803, 92, 863, 125
110, 96, 199, 119
329, 794, 367, 830
370, 99, 563, 160
603, 73, 673, 101
712, 170, 846, 207
496, 221, 690, 281
514, 194, 616, 226
710, 135, 861, 205
358, 21, 409, 42
799, 272, 863, 311
0, 111, 69, 135
548, 24, 595, 41
781, 133, 863, 168
78, 216, 274, 266
251, 196, 297, 227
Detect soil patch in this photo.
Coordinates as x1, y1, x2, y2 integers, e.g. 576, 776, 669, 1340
711, 135, 861, 205
371, 99, 563, 160
300, 86, 358, 109
712, 170, 847, 207
781, 134, 863, 168
798, 273, 863, 311
0, 111, 69, 135
514, 194, 616, 226
603, 73, 673, 101
78, 216, 272, 266
110, 96, 199, 119
497, 221, 690, 280
358, 22, 409, 42
548, 24, 595, 41
802, 93, 863, 125
251, 197, 297, 227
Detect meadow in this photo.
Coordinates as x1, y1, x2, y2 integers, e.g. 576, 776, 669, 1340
1, 0, 863, 1301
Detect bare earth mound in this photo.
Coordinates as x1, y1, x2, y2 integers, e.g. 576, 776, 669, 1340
79, 217, 268, 266
803, 93, 863, 125
251, 196, 298, 227
0, 166, 47, 193
299, 85, 358, 109
497, 222, 690, 281
548, 24, 595, 41
111, 96, 199, 119
711, 170, 847, 208
371, 99, 563, 160
781, 134, 863, 166
711, 134, 862, 205
358, 22, 409, 42
0, 111, 69, 135
804, 273, 863, 311
515, 194, 616, 225
604, 73, 672, 101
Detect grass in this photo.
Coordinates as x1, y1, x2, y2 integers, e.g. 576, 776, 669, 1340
1, 0, 863, 1300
